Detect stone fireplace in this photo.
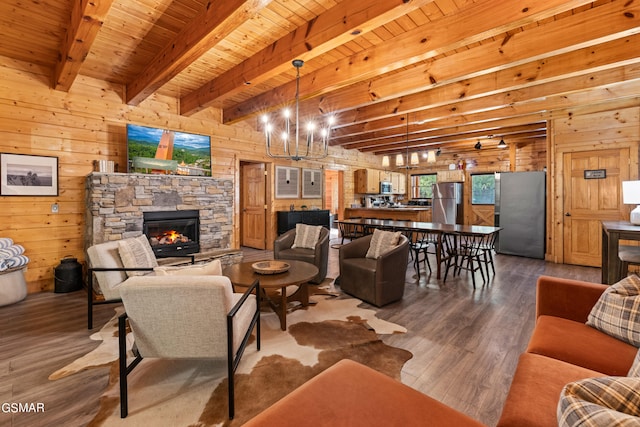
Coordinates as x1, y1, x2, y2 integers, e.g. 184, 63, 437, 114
85, 173, 236, 261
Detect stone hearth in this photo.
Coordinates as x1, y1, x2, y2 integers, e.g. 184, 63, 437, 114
85, 173, 234, 258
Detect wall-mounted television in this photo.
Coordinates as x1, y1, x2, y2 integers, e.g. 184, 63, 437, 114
126, 124, 211, 176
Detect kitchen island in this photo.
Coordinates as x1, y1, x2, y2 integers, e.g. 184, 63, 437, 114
345, 207, 431, 222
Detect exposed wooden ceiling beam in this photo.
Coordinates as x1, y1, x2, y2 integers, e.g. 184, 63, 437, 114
180, 0, 435, 115
222, 0, 595, 124
126, 0, 271, 106
54, 0, 115, 91
316, 1, 640, 125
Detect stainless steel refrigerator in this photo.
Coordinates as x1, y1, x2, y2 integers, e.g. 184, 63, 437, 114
432, 182, 463, 224
494, 171, 546, 259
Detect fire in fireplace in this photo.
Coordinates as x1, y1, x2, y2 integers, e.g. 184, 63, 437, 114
143, 210, 200, 257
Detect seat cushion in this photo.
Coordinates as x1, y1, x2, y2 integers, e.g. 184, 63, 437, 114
558, 376, 640, 426
277, 247, 315, 264
497, 353, 604, 427
154, 259, 222, 276
586, 274, 640, 347
527, 315, 637, 376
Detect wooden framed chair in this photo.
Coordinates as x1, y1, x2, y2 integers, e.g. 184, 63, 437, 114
442, 232, 486, 288
118, 276, 260, 420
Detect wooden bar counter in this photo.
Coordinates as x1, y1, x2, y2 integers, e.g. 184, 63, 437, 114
345, 207, 431, 222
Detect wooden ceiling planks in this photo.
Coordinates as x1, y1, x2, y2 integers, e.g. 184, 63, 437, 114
0, 0, 638, 157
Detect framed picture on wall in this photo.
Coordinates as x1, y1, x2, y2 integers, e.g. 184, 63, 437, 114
302, 168, 322, 198
0, 153, 59, 196
275, 166, 300, 198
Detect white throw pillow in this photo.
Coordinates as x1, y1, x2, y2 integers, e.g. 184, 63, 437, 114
366, 229, 401, 259
586, 274, 640, 347
154, 259, 222, 276
117, 235, 158, 277
291, 224, 322, 249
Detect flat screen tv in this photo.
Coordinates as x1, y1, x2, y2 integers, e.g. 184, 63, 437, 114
126, 124, 211, 176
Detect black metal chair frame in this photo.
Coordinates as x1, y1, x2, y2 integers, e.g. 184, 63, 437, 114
118, 279, 260, 420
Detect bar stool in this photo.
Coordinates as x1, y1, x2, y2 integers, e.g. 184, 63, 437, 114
618, 245, 640, 280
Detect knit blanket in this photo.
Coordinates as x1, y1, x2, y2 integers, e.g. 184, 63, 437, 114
0, 238, 29, 271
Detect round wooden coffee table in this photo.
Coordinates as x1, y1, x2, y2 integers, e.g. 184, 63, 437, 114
222, 260, 318, 330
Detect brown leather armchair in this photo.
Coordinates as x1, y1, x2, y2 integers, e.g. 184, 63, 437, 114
274, 226, 329, 284
338, 233, 410, 307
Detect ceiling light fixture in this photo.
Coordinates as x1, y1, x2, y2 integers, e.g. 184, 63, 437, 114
474, 141, 482, 150
381, 155, 390, 168
497, 138, 507, 149
427, 150, 436, 163
436, 148, 442, 156
397, 114, 419, 169
261, 60, 335, 161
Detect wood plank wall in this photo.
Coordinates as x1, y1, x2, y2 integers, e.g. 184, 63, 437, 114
2, 52, 636, 293
0, 55, 381, 293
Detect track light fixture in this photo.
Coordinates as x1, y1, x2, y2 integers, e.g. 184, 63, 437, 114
436, 148, 441, 156
474, 141, 482, 150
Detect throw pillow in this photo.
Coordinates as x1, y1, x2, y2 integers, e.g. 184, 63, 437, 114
558, 376, 640, 427
154, 259, 222, 276
628, 347, 640, 377
586, 274, 640, 347
291, 224, 322, 249
366, 228, 401, 259
117, 235, 158, 277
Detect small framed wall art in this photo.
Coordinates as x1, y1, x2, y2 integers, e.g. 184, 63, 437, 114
302, 168, 322, 198
275, 166, 300, 198
0, 153, 59, 196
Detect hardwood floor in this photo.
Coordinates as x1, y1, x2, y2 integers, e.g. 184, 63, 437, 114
1, 233, 600, 427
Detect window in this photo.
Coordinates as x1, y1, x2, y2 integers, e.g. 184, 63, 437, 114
410, 174, 437, 199
471, 173, 496, 205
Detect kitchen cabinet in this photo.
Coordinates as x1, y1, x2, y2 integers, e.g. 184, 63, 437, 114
355, 169, 381, 194
437, 170, 465, 182
277, 210, 331, 235
391, 172, 406, 195
379, 170, 391, 183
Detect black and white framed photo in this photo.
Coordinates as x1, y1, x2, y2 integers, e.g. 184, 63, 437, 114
275, 166, 300, 198
302, 168, 322, 198
0, 153, 59, 196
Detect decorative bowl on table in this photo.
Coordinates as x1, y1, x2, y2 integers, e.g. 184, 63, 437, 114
252, 260, 290, 275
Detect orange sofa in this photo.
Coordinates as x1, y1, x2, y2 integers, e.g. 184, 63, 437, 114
244, 276, 638, 427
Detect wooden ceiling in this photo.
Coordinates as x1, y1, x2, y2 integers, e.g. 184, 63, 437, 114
1, 0, 638, 158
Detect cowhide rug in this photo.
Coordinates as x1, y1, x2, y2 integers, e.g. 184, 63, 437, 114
50, 283, 411, 426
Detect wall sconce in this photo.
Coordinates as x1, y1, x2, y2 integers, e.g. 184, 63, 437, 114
427, 150, 436, 163
381, 155, 389, 168
474, 141, 482, 150
497, 139, 507, 149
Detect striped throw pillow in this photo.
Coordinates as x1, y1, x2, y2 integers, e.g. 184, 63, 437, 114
117, 235, 158, 277
365, 229, 401, 259
558, 376, 640, 427
291, 224, 322, 249
586, 274, 640, 347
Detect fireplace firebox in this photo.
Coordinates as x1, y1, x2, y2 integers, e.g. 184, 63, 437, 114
143, 210, 200, 257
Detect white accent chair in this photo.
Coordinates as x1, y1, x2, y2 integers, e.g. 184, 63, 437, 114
118, 275, 260, 420
86, 238, 195, 329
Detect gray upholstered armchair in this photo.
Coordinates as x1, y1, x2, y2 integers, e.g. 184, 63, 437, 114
118, 275, 260, 420
338, 233, 410, 307
274, 226, 329, 284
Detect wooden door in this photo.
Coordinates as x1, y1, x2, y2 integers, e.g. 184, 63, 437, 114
241, 163, 267, 249
563, 149, 629, 266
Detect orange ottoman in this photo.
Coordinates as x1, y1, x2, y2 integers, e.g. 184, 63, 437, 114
244, 358, 484, 427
